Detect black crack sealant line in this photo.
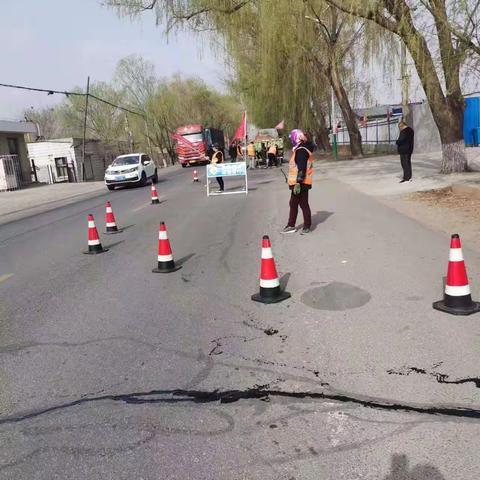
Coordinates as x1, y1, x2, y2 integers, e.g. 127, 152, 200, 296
1, 386, 480, 426
387, 367, 480, 389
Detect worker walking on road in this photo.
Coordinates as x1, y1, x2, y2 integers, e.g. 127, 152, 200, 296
247, 141, 256, 169
267, 143, 277, 168
211, 143, 225, 192
282, 129, 314, 235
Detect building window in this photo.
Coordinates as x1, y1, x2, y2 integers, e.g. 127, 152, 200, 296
55, 157, 68, 178
7, 138, 19, 155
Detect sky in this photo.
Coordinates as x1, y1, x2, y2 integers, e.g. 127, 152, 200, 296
0, 0, 224, 119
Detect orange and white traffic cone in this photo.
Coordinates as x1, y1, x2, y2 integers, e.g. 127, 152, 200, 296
105, 201, 122, 234
152, 222, 181, 273
193, 169, 199, 182
251, 235, 290, 304
151, 184, 160, 204
84, 214, 108, 254
433, 234, 480, 315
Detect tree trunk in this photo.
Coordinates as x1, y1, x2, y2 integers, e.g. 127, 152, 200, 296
428, 95, 467, 173
328, 61, 363, 158
313, 103, 331, 151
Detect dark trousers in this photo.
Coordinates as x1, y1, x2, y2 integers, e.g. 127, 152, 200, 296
288, 189, 311, 229
216, 177, 224, 191
267, 153, 277, 167
400, 154, 412, 180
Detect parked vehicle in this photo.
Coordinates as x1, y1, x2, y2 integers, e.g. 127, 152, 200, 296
104, 153, 157, 190
175, 124, 225, 167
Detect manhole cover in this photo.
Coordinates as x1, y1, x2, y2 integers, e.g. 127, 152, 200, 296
301, 282, 371, 311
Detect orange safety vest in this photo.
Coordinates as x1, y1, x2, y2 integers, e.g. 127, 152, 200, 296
268, 145, 277, 155
288, 146, 313, 186
247, 144, 255, 156
211, 151, 224, 164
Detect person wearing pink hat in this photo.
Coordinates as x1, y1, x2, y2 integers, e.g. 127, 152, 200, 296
282, 129, 314, 234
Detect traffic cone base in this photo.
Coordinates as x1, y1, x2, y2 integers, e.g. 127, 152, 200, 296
152, 263, 182, 274
105, 229, 122, 234
252, 288, 290, 304
433, 233, 480, 315
433, 298, 480, 316
83, 246, 109, 255
251, 235, 290, 304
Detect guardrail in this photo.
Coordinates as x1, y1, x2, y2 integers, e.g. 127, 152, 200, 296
337, 118, 401, 145
0, 155, 25, 191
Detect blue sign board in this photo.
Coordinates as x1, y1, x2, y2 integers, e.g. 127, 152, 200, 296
207, 162, 247, 178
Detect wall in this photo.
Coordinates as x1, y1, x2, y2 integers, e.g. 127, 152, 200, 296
72, 139, 130, 182
27, 141, 77, 183
0, 132, 32, 183
409, 102, 442, 153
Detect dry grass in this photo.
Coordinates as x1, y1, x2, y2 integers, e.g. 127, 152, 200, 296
407, 187, 480, 219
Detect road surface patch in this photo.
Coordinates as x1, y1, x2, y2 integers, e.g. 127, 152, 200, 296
301, 282, 371, 311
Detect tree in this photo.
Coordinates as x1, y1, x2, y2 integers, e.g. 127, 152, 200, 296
323, 0, 475, 173
23, 106, 65, 140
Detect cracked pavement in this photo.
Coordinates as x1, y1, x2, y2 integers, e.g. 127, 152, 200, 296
0, 166, 479, 479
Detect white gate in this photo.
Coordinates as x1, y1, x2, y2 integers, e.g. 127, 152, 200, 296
0, 155, 24, 191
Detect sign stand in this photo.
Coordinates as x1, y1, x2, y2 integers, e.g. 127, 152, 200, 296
206, 162, 248, 197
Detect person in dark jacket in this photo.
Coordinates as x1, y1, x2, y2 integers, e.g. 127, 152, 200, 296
282, 129, 314, 234
396, 120, 414, 183
229, 143, 237, 162
211, 143, 224, 192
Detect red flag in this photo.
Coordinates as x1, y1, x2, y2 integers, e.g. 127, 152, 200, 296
275, 120, 285, 130
230, 112, 246, 145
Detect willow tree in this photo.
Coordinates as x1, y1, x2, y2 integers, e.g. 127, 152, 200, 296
106, 0, 340, 151
323, 0, 479, 173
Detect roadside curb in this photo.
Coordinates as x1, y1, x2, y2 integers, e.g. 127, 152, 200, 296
0, 188, 109, 227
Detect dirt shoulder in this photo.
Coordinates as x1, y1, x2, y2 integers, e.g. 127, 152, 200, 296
382, 186, 480, 253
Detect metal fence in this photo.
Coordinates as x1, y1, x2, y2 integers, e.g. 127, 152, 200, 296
337, 117, 400, 145
0, 155, 25, 191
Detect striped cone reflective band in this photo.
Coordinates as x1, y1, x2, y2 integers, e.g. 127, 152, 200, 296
433, 234, 480, 315
152, 222, 181, 273
84, 214, 108, 254
251, 235, 291, 304
151, 184, 160, 204
193, 170, 199, 182
105, 201, 121, 233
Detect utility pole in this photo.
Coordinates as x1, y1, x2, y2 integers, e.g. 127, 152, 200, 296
400, 41, 410, 120
82, 76, 90, 181
331, 87, 338, 160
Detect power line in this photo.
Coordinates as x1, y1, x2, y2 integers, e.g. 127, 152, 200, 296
0, 81, 145, 118
0, 82, 84, 97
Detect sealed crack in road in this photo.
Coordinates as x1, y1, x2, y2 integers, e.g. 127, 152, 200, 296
387, 367, 480, 388
1, 386, 480, 426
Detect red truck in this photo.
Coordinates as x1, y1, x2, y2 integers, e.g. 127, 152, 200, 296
175, 124, 225, 167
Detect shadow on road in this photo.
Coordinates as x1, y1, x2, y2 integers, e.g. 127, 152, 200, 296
299, 211, 334, 231
104, 240, 125, 250
383, 454, 446, 480
176, 253, 196, 267
279, 272, 291, 291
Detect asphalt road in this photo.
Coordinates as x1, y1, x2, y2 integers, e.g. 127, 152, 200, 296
1, 165, 479, 479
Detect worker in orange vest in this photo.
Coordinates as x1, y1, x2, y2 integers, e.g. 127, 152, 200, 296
211, 143, 225, 192
282, 129, 314, 235
267, 143, 278, 168
247, 141, 256, 169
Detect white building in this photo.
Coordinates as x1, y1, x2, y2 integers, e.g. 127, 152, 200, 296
27, 138, 130, 183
